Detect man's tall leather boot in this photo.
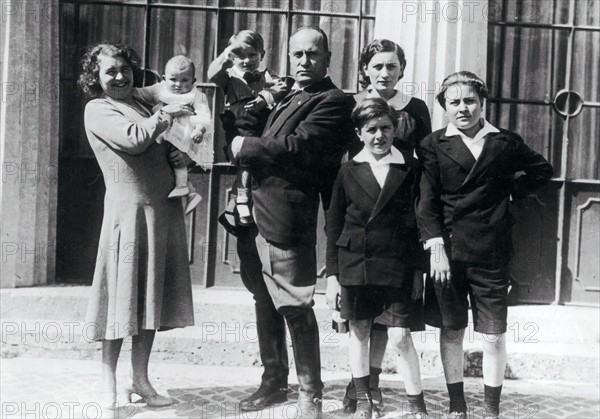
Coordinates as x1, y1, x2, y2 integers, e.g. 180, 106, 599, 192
239, 304, 289, 411
285, 307, 323, 419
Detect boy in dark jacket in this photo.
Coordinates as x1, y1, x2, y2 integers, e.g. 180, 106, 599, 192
417, 71, 553, 419
326, 98, 428, 419
208, 30, 290, 225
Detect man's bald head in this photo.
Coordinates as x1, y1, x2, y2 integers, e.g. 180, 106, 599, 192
290, 26, 329, 54
289, 27, 331, 87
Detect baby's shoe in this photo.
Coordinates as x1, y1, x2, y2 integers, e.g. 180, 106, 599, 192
184, 183, 201, 214
168, 185, 189, 198
185, 192, 202, 214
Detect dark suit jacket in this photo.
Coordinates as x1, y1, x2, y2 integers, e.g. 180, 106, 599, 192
325, 153, 425, 287
236, 77, 355, 246
416, 128, 553, 264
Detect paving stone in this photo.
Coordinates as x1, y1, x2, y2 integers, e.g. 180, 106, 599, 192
2, 358, 599, 419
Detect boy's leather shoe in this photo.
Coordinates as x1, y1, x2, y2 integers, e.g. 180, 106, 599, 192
239, 386, 287, 411
443, 412, 467, 419
343, 380, 384, 416
352, 399, 373, 419
297, 395, 322, 419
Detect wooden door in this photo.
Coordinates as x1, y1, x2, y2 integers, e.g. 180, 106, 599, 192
487, 0, 599, 305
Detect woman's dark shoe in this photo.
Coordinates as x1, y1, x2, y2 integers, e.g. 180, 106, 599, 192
239, 385, 288, 411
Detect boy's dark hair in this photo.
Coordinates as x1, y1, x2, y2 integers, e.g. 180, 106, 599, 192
436, 71, 489, 110
351, 98, 398, 130
229, 30, 265, 56
78, 43, 142, 99
359, 39, 406, 88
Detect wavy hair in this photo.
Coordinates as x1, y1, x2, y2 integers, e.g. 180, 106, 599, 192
78, 43, 142, 99
359, 39, 406, 89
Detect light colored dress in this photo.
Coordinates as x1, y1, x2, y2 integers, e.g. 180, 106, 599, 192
84, 97, 195, 340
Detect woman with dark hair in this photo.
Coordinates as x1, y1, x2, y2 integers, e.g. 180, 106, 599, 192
353, 39, 432, 156
79, 43, 195, 413
329, 39, 432, 416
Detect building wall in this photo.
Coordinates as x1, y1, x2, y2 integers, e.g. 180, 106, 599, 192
374, 0, 488, 130
1, 0, 60, 287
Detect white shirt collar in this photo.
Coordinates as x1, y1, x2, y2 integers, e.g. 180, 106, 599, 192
365, 86, 412, 111
445, 119, 500, 142
291, 75, 330, 92
353, 145, 405, 165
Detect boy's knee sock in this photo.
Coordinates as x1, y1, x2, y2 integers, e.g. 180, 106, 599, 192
353, 375, 371, 409
406, 392, 427, 414
484, 384, 502, 416
447, 382, 467, 413
369, 367, 382, 390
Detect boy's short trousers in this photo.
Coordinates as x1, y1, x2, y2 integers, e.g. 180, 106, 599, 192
341, 284, 422, 329
424, 261, 509, 334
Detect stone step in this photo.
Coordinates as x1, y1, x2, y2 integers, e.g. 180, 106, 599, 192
1, 286, 598, 382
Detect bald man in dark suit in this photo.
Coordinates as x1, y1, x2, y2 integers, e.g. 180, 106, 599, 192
229, 27, 355, 418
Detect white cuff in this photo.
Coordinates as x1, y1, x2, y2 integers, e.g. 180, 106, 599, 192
231, 136, 245, 159
424, 237, 444, 250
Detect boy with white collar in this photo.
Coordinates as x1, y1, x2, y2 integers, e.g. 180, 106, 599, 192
326, 98, 428, 419
417, 71, 553, 419
208, 30, 290, 226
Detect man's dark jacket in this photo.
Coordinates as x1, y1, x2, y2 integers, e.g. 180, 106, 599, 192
235, 77, 355, 246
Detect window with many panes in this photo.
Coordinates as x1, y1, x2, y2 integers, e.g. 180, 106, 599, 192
60, 0, 376, 161
486, 0, 599, 180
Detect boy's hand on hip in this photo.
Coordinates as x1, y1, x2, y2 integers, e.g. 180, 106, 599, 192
430, 243, 451, 287
326, 275, 341, 310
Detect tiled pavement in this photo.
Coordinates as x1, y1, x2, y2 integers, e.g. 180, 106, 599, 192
1, 358, 598, 419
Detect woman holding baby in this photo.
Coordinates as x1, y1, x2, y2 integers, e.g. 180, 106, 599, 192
79, 43, 197, 414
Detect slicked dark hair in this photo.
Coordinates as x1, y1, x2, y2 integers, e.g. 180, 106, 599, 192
436, 71, 489, 110
351, 97, 398, 130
